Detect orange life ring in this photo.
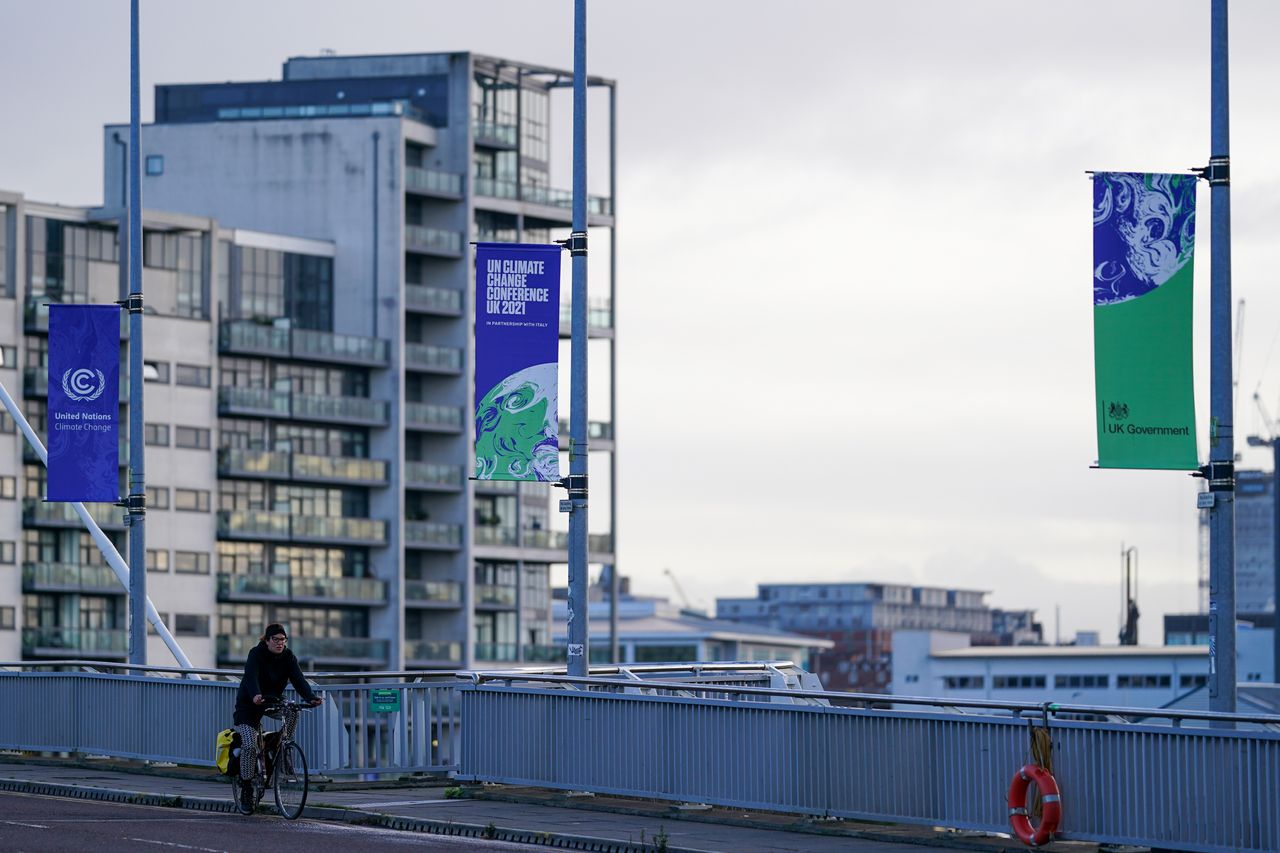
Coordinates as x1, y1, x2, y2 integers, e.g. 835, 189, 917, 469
1007, 763, 1062, 847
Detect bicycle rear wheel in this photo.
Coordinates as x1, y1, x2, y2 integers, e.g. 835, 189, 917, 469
272, 742, 308, 819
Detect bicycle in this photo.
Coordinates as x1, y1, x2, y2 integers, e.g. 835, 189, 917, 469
232, 697, 316, 819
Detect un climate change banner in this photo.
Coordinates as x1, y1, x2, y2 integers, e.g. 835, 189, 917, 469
474, 243, 562, 481
47, 304, 121, 501
1093, 172, 1198, 470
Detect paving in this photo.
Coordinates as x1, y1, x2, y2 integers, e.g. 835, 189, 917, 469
0, 757, 1098, 852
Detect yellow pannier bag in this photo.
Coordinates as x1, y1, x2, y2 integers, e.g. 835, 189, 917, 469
214, 728, 240, 777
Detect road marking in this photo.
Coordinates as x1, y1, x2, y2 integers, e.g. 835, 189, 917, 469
127, 839, 227, 853
1, 820, 49, 828
347, 799, 452, 808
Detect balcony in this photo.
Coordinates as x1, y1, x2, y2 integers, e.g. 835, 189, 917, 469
291, 514, 388, 546
559, 298, 613, 335
217, 386, 291, 418
217, 510, 290, 540
22, 562, 122, 595
405, 284, 463, 316
405, 225, 463, 258
291, 453, 389, 487
558, 419, 614, 450
405, 166, 464, 199
475, 583, 517, 608
291, 392, 390, 427
404, 343, 462, 374
404, 461, 463, 491
523, 644, 567, 663
25, 367, 130, 402
405, 639, 462, 667
474, 641, 519, 662
217, 573, 388, 605
404, 402, 463, 433
23, 626, 128, 658
24, 499, 126, 532
473, 120, 517, 148
474, 526, 517, 547
219, 321, 390, 368
217, 448, 291, 479
217, 634, 389, 666
404, 579, 462, 608
474, 177, 613, 218
404, 521, 462, 550
522, 529, 568, 551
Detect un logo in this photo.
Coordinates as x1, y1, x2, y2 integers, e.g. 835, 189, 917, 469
61, 368, 106, 402
1107, 401, 1130, 421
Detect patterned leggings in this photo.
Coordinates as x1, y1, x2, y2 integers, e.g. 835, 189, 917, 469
236, 707, 298, 781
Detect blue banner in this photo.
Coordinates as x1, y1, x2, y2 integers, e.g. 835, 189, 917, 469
47, 304, 121, 502
474, 242, 562, 481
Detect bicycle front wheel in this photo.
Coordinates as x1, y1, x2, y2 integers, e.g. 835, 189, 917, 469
272, 742, 308, 820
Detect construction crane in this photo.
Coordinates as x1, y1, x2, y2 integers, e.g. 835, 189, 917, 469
1119, 545, 1139, 646
1234, 299, 1245, 419
663, 567, 694, 611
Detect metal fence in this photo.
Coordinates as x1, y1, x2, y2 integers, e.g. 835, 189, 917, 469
2, 663, 1278, 852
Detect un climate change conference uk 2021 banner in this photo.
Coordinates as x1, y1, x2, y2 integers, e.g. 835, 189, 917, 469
1093, 172, 1198, 470
47, 304, 121, 501
474, 243, 562, 481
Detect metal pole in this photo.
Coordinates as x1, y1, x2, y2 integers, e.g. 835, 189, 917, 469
1273, 442, 1279, 681
1207, 0, 1236, 712
565, 0, 590, 677
126, 0, 148, 666
608, 82, 619, 666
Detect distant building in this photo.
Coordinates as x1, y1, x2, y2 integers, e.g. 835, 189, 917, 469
552, 583, 832, 668
1165, 611, 1275, 646
1198, 469, 1276, 613
891, 625, 1275, 707
716, 582, 1041, 693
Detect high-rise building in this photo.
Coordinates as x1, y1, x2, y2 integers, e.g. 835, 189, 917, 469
0, 51, 618, 670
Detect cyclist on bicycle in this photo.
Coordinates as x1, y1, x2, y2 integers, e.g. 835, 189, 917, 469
234, 623, 322, 810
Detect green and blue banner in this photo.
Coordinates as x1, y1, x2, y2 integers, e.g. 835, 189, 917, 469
1092, 172, 1198, 470
474, 242, 562, 481
47, 304, 121, 501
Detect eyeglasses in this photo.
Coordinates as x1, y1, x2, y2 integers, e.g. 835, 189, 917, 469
268, 635, 288, 643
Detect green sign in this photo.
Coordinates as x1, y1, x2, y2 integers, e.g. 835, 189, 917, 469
369, 689, 401, 714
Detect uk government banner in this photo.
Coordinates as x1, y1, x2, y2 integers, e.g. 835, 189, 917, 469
1092, 172, 1198, 470
47, 304, 121, 501
474, 242, 562, 481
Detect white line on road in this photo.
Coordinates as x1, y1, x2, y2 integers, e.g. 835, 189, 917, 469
1, 820, 49, 829
126, 839, 228, 853
347, 799, 452, 808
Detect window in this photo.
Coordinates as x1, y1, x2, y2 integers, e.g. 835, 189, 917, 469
145, 155, 164, 176
173, 613, 210, 636
0, 541, 13, 564
1180, 673, 1208, 689
174, 551, 210, 574
1053, 674, 1109, 689
0, 344, 15, 369
0, 606, 14, 630
144, 423, 170, 446
175, 364, 211, 387
174, 426, 211, 450
146, 549, 170, 573
0, 410, 13, 434
174, 489, 210, 512
1117, 674, 1172, 689
0, 476, 15, 499
944, 675, 983, 690
144, 361, 170, 383
992, 675, 1047, 690
146, 486, 170, 510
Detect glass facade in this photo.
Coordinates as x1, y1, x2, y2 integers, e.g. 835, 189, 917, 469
228, 245, 333, 331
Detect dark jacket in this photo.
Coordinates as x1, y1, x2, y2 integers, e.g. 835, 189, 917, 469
234, 641, 318, 727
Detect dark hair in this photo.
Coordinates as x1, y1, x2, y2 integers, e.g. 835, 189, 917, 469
260, 623, 287, 642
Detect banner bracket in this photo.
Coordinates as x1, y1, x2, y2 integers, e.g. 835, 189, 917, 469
118, 492, 146, 515
557, 232, 588, 257
1193, 461, 1235, 492
556, 474, 588, 500
1192, 157, 1230, 186
116, 293, 144, 314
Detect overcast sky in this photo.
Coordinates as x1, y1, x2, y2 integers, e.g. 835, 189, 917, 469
4, 1, 1280, 645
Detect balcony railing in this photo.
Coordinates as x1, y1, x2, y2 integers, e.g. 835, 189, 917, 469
22, 562, 122, 594
23, 626, 128, 656
523, 644, 567, 663
404, 461, 463, 490
404, 521, 462, 550
559, 298, 613, 331
522, 529, 568, 551
217, 634, 388, 663
404, 343, 463, 373
405, 165, 464, 197
217, 572, 388, 604
475, 583, 518, 607
292, 392, 390, 426
405, 639, 462, 665
474, 641, 519, 662
474, 526, 518, 547
291, 453, 389, 486
219, 321, 390, 367
404, 579, 463, 606
474, 177, 612, 217
405, 225, 463, 257
472, 120, 518, 147
217, 386, 291, 418
216, 510, 387, 546
404, 402, 463, 432
589, 533, 614, 554
23, 499, 126, 532
217, 448, 291, 478
405, 284, 462, 315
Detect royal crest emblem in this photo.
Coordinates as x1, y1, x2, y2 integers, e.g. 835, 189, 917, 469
1107, 401, 1130, 421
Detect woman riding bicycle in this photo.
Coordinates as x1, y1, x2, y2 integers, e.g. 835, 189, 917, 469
234, 623, 322, 811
